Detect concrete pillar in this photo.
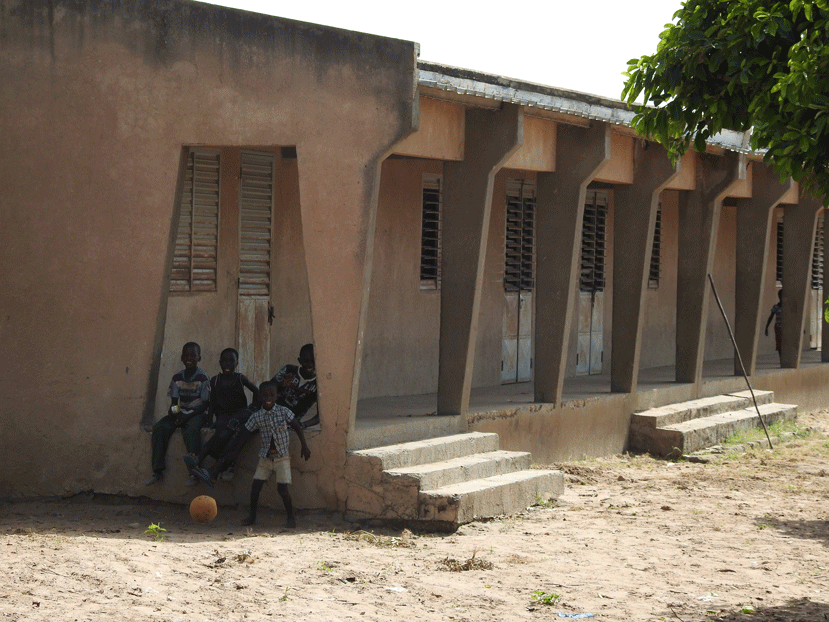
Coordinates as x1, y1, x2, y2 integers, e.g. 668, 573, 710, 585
610, 141, 680, 393
438, 104, 523, 417
781, 197, 824, 367
534, 122, 611, 403
734, 164, 793, 375
676, 153, 742, 385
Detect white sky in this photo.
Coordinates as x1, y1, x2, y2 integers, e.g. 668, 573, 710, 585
198, 0, 684, 101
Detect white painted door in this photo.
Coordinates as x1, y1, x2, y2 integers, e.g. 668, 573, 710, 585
576, 190, 607, 376
502, 181, 535, 383
577, 291, 604, 375
237, 151, 275, 381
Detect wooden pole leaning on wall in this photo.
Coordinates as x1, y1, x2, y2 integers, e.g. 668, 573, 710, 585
707, 273, 773, 449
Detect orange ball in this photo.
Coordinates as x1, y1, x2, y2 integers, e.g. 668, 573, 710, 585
189, 495, 217, 523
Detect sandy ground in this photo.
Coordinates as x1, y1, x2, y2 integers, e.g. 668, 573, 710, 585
2, 413, 829, 622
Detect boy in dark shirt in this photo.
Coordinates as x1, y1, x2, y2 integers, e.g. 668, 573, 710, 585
183, 348, 258, 483
145, 342, 210, 485
273, 343, 319, 428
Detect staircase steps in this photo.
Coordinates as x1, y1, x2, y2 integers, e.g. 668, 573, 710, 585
629, 390, 797, 457
345, 432, 563, 529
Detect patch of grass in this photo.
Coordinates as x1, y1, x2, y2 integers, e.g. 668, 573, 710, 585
144, 523, 166, 542
317, 560, 334, 572
721, 420, 806, 447
530, 590, 561, 606
533, 493, 557, 509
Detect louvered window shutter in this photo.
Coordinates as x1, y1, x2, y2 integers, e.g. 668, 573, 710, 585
170, 149, 220, 293
776, 218, 784, 285
580, 190, 607, 292
648, 205, 662, 289
239, 151, 274, 297
812, 214, 824, 290
420, 175, 442, 289
504, 181, 536, 292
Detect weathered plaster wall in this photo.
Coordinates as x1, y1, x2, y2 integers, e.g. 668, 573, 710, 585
359, 157, 443, 399
704, 202, 738, 361
639, 189, 680, 369
0, 0, 417, 503
468, 392, 636, 462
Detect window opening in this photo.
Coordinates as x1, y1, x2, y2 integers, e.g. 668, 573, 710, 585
776, 217, 784, 286
580, 190, 607, 292
170, 149, 220, 293
812, 214, 824, 290
648, 204, 662, 289
420, 175, 442, 290
504, 180, 536, 292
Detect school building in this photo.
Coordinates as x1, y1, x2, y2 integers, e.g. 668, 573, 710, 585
2, 0, 827, 517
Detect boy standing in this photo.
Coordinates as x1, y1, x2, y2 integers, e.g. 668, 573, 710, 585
145, 342, 210, 486
194, 380, 311, 527
764, 289, 783, 363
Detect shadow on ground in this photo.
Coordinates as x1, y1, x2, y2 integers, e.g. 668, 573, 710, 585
755, 514, 829, 547
698, 597, 829, 621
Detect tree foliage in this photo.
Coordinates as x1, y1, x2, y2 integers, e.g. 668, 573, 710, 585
622, 0, 829, 203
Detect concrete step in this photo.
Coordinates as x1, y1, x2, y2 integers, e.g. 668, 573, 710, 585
344, 432, 564, 528
646, 402, 797, 457
419, 469, 565, 524
631, 390, 774, 429
385, 450, 532, 490
349, 431, 500, 470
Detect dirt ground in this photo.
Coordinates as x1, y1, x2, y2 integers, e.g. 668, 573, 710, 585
2, 412, 828, 622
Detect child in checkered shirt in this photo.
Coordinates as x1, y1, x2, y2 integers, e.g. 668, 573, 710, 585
195, 380, 310, 527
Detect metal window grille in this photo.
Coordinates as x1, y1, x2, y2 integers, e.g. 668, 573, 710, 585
170, 149, 220, 293
239, 151, 274, 297
420, 175, 442, 289
504, 180, 536, 292
648, 205, 662, 289
812, 214, 824, 290
776, 218, 784, 285
580, 190, 607, 292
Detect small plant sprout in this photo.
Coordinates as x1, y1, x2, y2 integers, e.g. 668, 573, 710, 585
144, 523, 167, 541
279, 587, 289, 602
531, 590, 561, 606
317, 560, 333, 572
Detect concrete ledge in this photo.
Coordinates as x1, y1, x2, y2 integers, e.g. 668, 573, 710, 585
419, 469, 564, 523
661, 402, 797, 455
348, 432, 500, 470
386, 450, 532, 490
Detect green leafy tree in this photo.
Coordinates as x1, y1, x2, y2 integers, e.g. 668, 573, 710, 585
622, 0, 829, 204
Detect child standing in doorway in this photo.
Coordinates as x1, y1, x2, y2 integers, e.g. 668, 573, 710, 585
765, 289, 783, 363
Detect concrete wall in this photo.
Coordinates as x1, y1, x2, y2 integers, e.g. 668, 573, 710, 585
0, 0, 417, 502
360, 157, 443, 398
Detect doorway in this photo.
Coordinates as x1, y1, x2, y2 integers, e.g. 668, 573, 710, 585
502, 180, 535, 383
577, 190, 607, 375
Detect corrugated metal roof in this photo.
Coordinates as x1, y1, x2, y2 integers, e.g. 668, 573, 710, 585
418, 63, 763, 156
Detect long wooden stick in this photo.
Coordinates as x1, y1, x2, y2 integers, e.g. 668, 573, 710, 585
707, 274, 773, 448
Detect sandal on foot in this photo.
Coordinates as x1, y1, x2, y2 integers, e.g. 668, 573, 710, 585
183, 454, 199, 471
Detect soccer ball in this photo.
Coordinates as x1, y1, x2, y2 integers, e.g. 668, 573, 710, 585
189, 495, 217, 523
